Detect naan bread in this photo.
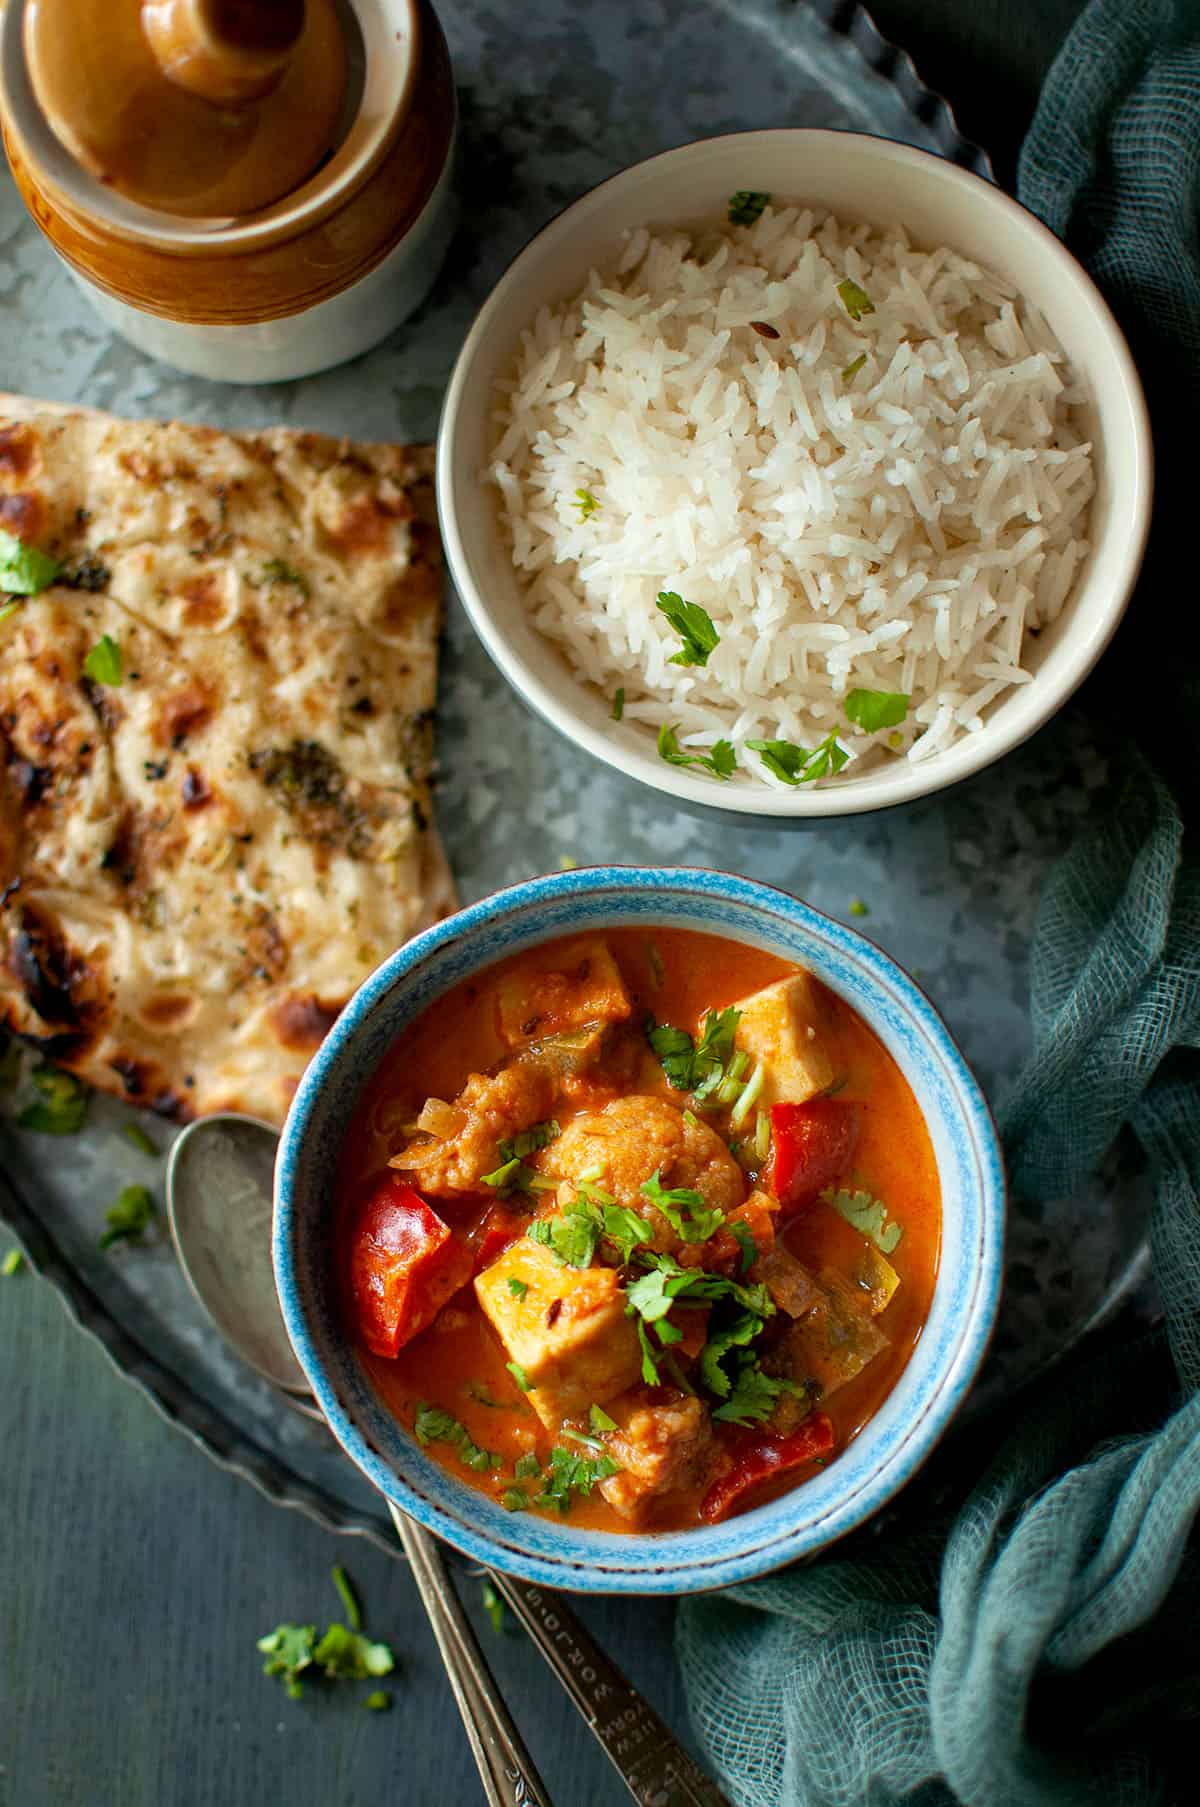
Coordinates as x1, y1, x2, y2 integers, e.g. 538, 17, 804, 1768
0, 400, 455, 1125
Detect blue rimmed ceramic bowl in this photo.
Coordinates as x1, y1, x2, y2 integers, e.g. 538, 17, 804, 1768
274, 867, 1005, 1593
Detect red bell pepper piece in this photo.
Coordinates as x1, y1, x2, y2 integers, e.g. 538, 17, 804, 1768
349, 1175, 473, 1358
768, 1099, 860, 1217
700, 1414, 836, 1523
471, 1203, 526, 1275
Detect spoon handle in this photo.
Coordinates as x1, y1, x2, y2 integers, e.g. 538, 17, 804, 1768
388, 1503, 554, 1807
489, 1571, 733, 1807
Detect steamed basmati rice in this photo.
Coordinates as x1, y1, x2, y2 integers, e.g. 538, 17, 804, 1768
489, 206, 1095, 786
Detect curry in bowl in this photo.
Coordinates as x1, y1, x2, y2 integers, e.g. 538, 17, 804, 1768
339, 927, 940, 1531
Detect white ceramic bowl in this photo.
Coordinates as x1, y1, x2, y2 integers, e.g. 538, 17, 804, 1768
438, 129, 1153, 819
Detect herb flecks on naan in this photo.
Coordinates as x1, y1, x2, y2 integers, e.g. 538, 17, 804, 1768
0, 402, 452, 1125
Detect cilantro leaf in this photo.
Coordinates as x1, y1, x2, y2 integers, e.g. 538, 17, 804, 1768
0, 529, 60, 595
589, 1404, 617, 1434
625, 1265, 676, 1325
99, 1184, 155, 1249
599, 1203, 655, 1263
482, 1119, 561, 1195
635, 1317, 662, 1385
747, 733, 849, 786
844, 689, 909, 732
83, 634, 122, 687
698, 1308, 765, 1398
534, 1444, 620, 1515
514, 1451, 542, 1479
641, 1171, 724, 1242
501, 1488, 531, 1511
258, 1623, 317, 1698
481, 1580, 506, 1635
731, 1220, 758, 1275
313, 1622, 394, 1681
507, 1276, 528, 1300
656, 591, 720, 667
611, 687, 625, 721
331, 1565, 361, 1632
506, 1360, 533, 1393
712, 1354, 811, 1427
574, 489, 600, 519
261, 558, 311, 597
657, 723, 737, 780
728, 190, 770, 226
18, 1063, 87, 1135
644, 1007, 740, 1099
645, 1018, 696, 1090
822, 1186, 903, 1253
837, 277, 875, 321
413, 1401, 497, 1472
364, 1691, 391, 1711
2, 1248, 24, 1277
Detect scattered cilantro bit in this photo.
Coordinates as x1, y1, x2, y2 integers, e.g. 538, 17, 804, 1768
313, 1622, 394, 1682
731, 1221, 758, 1275
506, 1360, 533, 1393
712, 1355, 811, 1427
641, 1171, 725, 1242
598, 1203, 655, 1263
656, 591, 720, 668
849, 898, 870, 918
611, 687, 625, 721
888, 730, 905, 752
558, 854, 578, 870
258, 1623, 317, 1699
747, 734, 850, 786
83, 634, 122, 687
699, 1309, 764, 1399
574, 489, 600, 519
507, 1276, 529, 1300
413, 1401, 497, 1472
636, 1316, 662, 1384
18, 1064, 87, 1136
483, 1120, 561, 1195
501, 1488, 531, 1511
822, 1186, 903, 1253
331, 1565, 361, 1632
364, 1691, 391, 1711
728, 190, 770, 226
466, 1382, 528, 1412
589, 1404, 617, 1434
644, 1006, 740, 1101
100, 1184, 156, 1249
844, 689, 909, 732
2, 1248, 24, 1277
514, 1451, 542, 1480
560, 1424, 606, 1453
837, 277, 875, 321
644, 1019, 695, 1090
841, 352, 867, 382
0, 529, 60, 595
481, 1580, 506, 1635
123, 1122, 158, 1156
261, 558, 311, 597
657, 723, 737, 780
534, 1443, 620, 1515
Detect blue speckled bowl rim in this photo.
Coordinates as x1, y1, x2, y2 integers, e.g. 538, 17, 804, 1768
275, 868, 1006, 1594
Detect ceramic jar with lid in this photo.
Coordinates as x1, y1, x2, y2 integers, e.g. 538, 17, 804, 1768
0, 0, 457, 382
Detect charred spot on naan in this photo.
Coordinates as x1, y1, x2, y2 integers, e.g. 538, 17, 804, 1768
4, 901, 108, 1033
0, 423, 40, 481
0, 490, 47, 544
271, 992, 343, 1051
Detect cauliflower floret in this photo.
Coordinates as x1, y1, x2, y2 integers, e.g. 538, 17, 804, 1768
391, 1061, 557, 1198
597, 1392, 723, 1522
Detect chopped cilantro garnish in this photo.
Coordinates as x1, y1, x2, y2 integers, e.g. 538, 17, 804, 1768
841, 352, 867, 382
83, 634, 122, 687
837, 277, 875, 321
728, 190, 770, 226
849, 898, 870, 918
598, 1203, 656, 1262
533, 1444, 619, 1514
747, 733, 849, 785
123, 1122, 158, 1156
483, 1120, 560, 1195
501, 1488, 532, 1511
364, 1691, 391, 1711
514, 1451, 542, 1480
413, 1401, 497, 1472
611, 686, 625, 721
0, 529, 60, 595
656, 591, 720, 667
640, 1171, 725, 1242
506, 1360, 534, 1393
331, 1565, 361, 1632
731, 1220, 758, 1275
644, 1006, 740, 1101
2, 1248, 24, 1277
574, 489, 600, 520
313, 1622, 394, 1682
261, 558, 311, 596
636, 1316, 663, 1384
712, 1355, 811, 1427
657, 723, 737, 780
507, 1276, 529, 1300
481, 1580, 506, 1635
560, 1424, 607, 1453
844, 689, 909, 732
589, 1404, 617, 1434
258, 1623, 317, 1699
18, 1063, 87, 1135
698, 1308, 764, 1398
527, 1185, 649, 1268
100, 1184, 155, 1249
822, 1186, 903, 1253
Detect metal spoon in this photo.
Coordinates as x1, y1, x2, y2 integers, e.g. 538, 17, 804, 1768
166, 1112, 731, 1807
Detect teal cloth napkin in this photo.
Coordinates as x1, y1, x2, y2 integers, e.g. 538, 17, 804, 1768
676, 3, 1200, 1800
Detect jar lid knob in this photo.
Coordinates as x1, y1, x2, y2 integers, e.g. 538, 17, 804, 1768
141, 0, 306, 105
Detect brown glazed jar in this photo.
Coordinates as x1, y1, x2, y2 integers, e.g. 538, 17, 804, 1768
0, 0, 457, 382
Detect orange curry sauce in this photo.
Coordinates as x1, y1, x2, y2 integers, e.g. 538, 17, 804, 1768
337, 927, 941, 1533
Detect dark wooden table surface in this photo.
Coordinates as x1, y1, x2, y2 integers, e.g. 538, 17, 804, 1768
1, 2, 1087, 1802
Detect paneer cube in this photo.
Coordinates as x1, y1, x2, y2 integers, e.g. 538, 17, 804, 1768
731, 974, 836, 1107
597, 1393, 721, 1522
474, 1239, 642, 1429
495, 938, 632, 1050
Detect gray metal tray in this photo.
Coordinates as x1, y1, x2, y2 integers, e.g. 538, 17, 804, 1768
0, 0, 1149, 1553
